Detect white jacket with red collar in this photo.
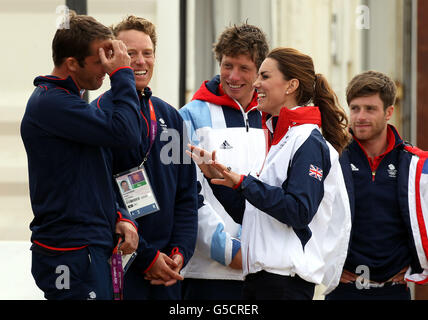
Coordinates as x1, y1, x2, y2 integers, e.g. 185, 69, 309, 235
214, 106, 352, 294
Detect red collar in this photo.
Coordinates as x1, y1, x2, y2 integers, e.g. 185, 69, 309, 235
353, 125, 396, 171
192, 81, 258, 112
266, 106, 322, 147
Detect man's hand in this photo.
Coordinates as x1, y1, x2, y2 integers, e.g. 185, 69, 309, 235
389, 266, 409, 284
144, 252, 184, 287
151, 254, 184, 286
115, 220, 138, 254
339, 269, 358, 283
99, 40, 131, 75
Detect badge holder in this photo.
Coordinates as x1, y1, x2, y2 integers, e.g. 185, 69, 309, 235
115, 165, 160, 220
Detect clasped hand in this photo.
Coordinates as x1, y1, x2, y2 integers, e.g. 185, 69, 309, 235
144, 252, 184, 287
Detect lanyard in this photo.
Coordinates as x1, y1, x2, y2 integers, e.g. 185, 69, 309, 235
111, 237, 124, 300
139, 99, 157, 167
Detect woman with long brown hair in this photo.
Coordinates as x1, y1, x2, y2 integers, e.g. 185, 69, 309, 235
188, 47, 352, 300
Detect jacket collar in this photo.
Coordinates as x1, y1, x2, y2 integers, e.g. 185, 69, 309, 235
34, 75, 82, 96
264, 106, 322, 147
350, 125, 404, 171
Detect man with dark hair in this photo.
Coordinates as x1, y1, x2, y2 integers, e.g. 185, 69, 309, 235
326, 70, 428, 300
92, 15, 198, 300
21, 12, 141, 300
178, 23, 269, 300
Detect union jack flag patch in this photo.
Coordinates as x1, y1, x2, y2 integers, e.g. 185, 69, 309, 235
309, 164, 323, 181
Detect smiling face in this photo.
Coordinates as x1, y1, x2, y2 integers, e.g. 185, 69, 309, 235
71, 39, 111, 90
219, 54, 258, 109
349, 93, 394, 143
253, 58, 295, 116
116, 29, 155, 91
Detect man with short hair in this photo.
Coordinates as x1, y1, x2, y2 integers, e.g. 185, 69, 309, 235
326, 70, 428, 300
21, 12, 141, 300
178, 24, 269, 300
92, 15, 198, 300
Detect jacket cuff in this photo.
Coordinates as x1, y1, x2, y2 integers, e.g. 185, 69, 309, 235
143, 250, 160, 273
231, 238, 241, 260
116, 211, 138, 232
108, 66, 133, 77
232, 175, 246, 190
169, 247, 184, 262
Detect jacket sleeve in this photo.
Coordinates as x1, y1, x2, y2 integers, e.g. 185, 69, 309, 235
134, 236, 162, 273
238, 134, 331, 247
40, 67, 142, 148
208, 180, 246, 224
179, 103, 241, 266
194, 172, 242, 266
339, 149, 355, 224
163, 115, 198, 267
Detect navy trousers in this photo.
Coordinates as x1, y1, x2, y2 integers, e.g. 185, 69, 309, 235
123, 263, 181, 300
325, 282, 411, 300
243, 270, 315, 300
182, 278, 244, 300
31, 244, 113, 300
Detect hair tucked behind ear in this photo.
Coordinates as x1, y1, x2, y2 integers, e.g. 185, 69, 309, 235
313, 73, 351, 155
267, 48, 350, 155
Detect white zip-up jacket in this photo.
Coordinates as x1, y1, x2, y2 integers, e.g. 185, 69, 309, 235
211, 106, 352, 294
179, 76, 267, 280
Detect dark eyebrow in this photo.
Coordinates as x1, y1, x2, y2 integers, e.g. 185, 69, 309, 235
349, 103, 377, 108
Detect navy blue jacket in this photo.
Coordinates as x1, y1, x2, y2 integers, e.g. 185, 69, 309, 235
341, 125, 423, 282
21, 67, 142, 250
93, 87, 198, 272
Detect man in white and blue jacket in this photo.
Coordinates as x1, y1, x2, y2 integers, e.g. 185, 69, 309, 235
21, 13, 140, 300
326, 71, 428, 300
179, 24, 269, 300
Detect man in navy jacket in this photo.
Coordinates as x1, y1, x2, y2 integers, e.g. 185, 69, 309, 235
326, 71, 425, 300
92, 16, 198, 300
21, 12, 141, 300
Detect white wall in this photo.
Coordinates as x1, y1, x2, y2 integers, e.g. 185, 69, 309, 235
0, 0, 65, 244
0, 0, 64, 113
273, 0, 363, 110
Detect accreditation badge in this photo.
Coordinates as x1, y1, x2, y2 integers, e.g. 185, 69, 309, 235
115, 166, 160, 219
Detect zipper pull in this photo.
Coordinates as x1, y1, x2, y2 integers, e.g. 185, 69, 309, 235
245, 118, 249, 132
372, 171, 376, 181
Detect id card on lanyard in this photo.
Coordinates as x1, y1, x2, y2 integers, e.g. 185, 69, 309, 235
115, 99, 160, 219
